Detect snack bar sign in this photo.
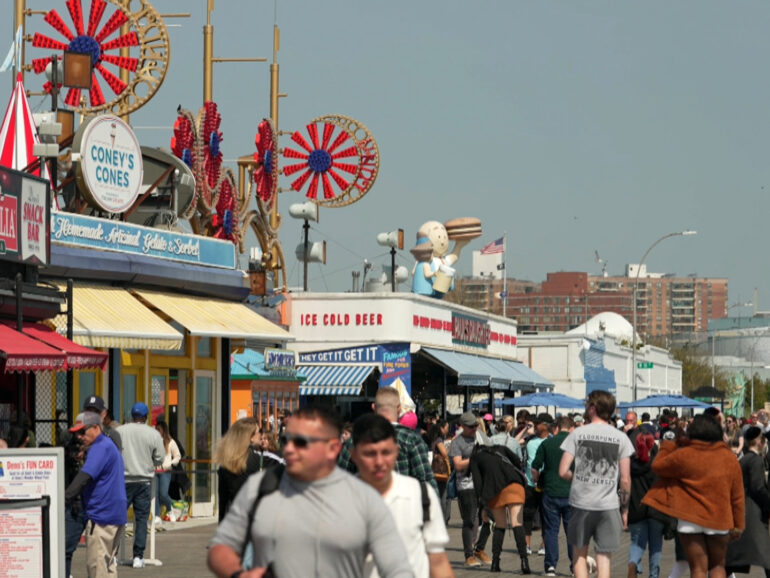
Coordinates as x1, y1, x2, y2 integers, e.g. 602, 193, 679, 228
0, 167, 50, 265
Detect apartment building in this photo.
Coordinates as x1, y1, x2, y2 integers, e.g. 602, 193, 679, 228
454, 268, 728, 338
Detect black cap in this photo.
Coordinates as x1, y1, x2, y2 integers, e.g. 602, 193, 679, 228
84, 395, 106, 413
745, 426, 762, 443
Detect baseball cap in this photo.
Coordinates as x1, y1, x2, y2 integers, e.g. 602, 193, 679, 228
131, 402, 149, 417
574, 415, 585, 424
69, 412, 103, 432
460, 411, 477, 427
83, 395, 106, 413
483, 413, 494, 422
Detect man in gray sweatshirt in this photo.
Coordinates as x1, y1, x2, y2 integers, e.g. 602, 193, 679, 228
209, 406, 414, 578
117, 402, 164, 568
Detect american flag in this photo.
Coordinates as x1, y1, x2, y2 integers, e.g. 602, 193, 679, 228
480, 237, 504, 255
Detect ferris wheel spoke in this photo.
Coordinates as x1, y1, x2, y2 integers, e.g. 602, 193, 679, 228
64, 87, 81, 107
89, 73, 105, 107
32, 33, 69, 51
327, 169, 350, 190
321, 173, 335, 200
100, 31, 138, 52
31, 57, 53, 74
332, 162, 358, 175
101, 54, 138, 72
306, 173, 320, 200
331, 145, 357, 160
86, 0, 107, 37
44, 10, 74, 41
282, 148, 307, 160
290, 131, 312, 153
283, 161, 308, 176
66, 0, 84, 37
95, 9, 128, 43
326, 130, 350, 154
290, 169, 313, 192
307, 123, 320, 149
96, 64, 126, 95
321, 123, 334, 150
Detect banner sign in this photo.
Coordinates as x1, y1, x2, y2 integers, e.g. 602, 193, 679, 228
298, 343, 412, 393
0, 167, 50, 265
379, 343, 411, 392
264, 348, 297, 377
51, 211, 237, 269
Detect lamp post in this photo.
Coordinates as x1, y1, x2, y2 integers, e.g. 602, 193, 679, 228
631, 230, 697, 401
288, 202, 320, 291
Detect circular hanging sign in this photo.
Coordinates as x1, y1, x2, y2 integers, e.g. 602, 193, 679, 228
75, 114, 143, 213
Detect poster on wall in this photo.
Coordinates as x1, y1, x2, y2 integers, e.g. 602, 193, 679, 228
379, 343, 411, 393
0, 448, 64, 578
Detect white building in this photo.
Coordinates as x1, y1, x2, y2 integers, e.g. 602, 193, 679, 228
472, 250, 504, 280
517, 312, 683, 403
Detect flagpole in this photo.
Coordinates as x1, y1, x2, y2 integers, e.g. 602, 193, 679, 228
502, 232, 507, 317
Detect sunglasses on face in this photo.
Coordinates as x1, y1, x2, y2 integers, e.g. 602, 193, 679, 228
279, 432, 332, 449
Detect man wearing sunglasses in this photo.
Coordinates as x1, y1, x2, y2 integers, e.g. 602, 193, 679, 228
64, 412, 127, 577
209, 407, 413, 578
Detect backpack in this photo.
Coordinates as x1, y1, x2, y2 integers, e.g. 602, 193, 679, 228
241, 467, 430, 559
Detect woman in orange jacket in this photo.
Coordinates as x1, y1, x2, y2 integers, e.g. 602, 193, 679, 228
642, 414, 744, 578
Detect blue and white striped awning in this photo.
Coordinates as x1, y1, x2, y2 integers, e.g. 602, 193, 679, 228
297, 364, 376, 396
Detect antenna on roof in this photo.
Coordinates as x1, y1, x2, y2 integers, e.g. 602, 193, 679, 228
594, 250, 608, 278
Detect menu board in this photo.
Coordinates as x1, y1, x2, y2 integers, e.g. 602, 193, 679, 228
0, 449, 64, 578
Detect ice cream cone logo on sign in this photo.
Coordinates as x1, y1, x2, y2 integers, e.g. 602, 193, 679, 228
411, 218, 482, 299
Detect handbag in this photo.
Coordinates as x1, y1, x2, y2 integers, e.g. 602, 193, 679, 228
447, 470, 457, 500
431, 452, 450, 483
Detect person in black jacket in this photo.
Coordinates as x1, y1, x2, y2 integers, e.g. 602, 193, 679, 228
470, 444, 530, 574
627, 430, 665, 578
214, 418, 283, 523
726, 426, 770, 576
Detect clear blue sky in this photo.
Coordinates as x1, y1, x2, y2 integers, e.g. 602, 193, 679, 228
6, 1, 770, 313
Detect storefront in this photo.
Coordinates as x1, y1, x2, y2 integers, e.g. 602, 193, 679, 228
35, 212, 292, 516
286, 292, 553, 418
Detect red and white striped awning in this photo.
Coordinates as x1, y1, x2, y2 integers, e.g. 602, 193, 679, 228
0, 73, 45, 177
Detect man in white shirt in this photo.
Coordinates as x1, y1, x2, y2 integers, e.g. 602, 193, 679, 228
351, 413, 454, 578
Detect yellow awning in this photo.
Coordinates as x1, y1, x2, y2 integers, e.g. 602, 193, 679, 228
52, 283, 183, 350
131, 289, 293, 342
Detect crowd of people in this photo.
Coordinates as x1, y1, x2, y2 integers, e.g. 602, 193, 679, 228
60, 396, 195, 577
208, 390, 770, 578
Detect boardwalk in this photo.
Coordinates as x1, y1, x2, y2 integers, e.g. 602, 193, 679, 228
72, 503, 767, 577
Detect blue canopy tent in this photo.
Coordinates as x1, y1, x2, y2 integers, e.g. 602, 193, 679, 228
500, 392, 585, 410
620, 394, 712, 410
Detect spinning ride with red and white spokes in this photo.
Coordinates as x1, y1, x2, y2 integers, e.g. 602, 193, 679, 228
282, 114, 379, 208
29, 0, 169, 115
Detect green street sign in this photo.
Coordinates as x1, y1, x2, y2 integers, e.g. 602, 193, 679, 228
637, 362, 653, 369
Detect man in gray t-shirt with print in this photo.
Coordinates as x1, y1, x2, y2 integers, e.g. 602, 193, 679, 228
449, 412, 485, 567
558, 391, 634, 578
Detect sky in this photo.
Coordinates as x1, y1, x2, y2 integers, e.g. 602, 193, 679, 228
5, 1, 770, 312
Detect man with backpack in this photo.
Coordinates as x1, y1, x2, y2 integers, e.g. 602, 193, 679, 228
351, 413, 453, 578
208, 407, 413, 578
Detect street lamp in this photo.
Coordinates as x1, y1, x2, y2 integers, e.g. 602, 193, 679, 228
631, 230, 697, 401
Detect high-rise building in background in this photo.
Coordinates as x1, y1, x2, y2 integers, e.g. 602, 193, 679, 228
454, 256, 728, 339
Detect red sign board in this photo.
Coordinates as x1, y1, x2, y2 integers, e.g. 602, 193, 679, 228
0, 167, 50, 265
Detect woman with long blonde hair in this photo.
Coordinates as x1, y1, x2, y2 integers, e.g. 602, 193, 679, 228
215, 417, 261, 522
